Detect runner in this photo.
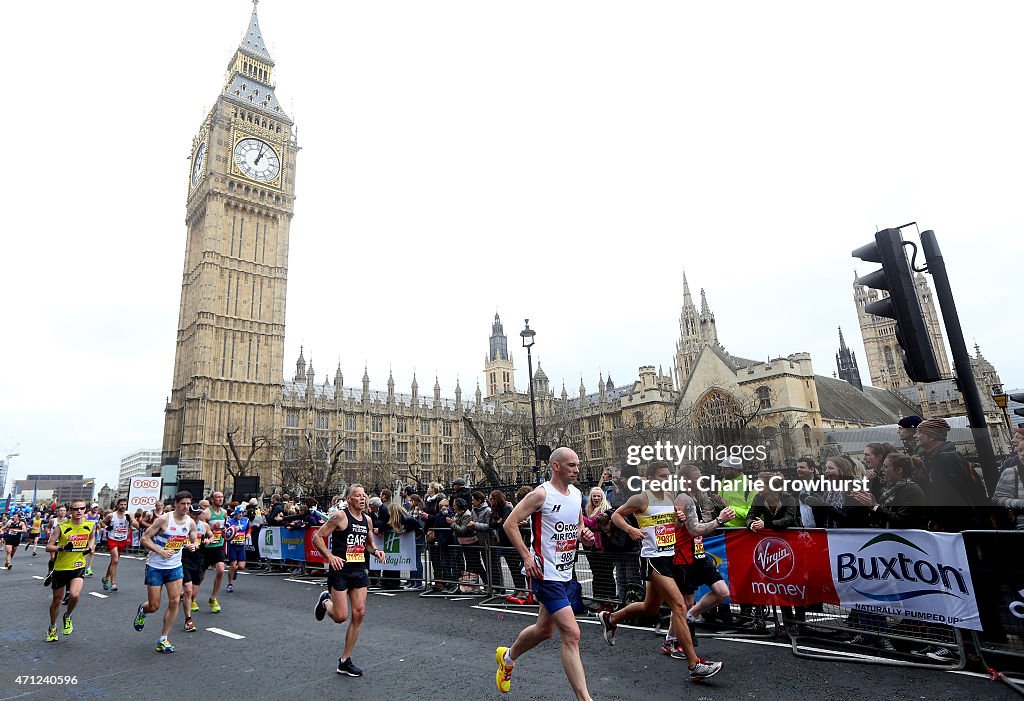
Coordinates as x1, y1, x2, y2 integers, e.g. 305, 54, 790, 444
42, 506, 68, 587
134, 491, 198, 653
26, 510, 43, 555
494, 447, 597, 700
3, 512, 29, 569
181, 504, 209, 633
225, 505, 250, 593
672, 465, 735, 652
44, 500, 95, 641
598, 461, 723, 682
83, 504, 102, 576
312, 484, 385, 677
199, 492, 228, 612
102, 498, 135, 592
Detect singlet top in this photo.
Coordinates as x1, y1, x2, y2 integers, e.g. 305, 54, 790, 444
227, 516, 250, 545
673, 497, 707, 566
5, 518, 25, 535
30, 517, 42, 534
528, 481, 582, 582
205, 508, 227, 548
182, 521, 207, 567
146, 514, 193, 570
54, 521, 94, 571
330, 508, 370, 571
636, 490, 677, 559
108, 513, 131, 542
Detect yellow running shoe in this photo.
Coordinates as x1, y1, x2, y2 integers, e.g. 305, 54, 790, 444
62, 615, 73, 636
495, 647, 513, 693
46, 626, 58, 642
208, 597, 221, 613
191, 600, 199, 612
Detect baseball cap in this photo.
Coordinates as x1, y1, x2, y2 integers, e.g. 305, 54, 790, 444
718, 456, 743, 470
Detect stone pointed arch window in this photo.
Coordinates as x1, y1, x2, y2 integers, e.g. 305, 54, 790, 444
756, 385, 772, 409
803, 424, 812, 448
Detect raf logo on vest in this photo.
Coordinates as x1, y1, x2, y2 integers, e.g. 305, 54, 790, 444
551, 504, 561, 513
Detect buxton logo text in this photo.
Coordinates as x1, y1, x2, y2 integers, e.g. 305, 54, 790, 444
836, 534, 968, 601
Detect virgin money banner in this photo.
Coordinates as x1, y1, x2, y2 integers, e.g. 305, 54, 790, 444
259, 526, 282, 560
725, 529, 839, 607
127, 477, 162, 513
369, 531, 415, 572
304, 528, 327, 565
828, 530, 980, 631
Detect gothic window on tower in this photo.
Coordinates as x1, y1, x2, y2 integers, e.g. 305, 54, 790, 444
756, 386, 772, 409
345, 416, 357, 431
421, 419, 431, 435
803, 424, 812, 448
612, 414, 623, 429
443, 422, 452, 437
397, 442, 408, 463
421, 444, 431, 464
284, 436, 298, 461
884, 346, 896, 373
316, 414, 328, 430
285, 410, 299, 428
588, 417, 601, 433
372, 441, 384, 462
316, 436, 330, 458
635, 411, 644, 429
443, 444, 454, 465
396, 418, 408, 434
589, 439, 604, 460
465, 445, 475, 463
343, 439, 356, 462
371, 416, 383, 432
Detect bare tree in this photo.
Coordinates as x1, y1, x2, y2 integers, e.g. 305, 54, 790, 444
221, 425, 278, 481
279, 431, 346, 499
462, 416, 503, 488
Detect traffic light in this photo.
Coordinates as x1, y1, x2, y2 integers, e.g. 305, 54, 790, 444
1011, 392, 1024, 418
853, 228, 942, 383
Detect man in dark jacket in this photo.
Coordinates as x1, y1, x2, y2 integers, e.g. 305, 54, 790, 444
916, 418, 986, 532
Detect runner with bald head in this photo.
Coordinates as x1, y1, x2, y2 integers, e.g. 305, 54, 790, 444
494, 447, 596, 700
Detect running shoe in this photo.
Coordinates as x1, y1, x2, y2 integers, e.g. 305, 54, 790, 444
134, 604, 147, 631
32, 551, 37, 556
102, 576, 110, 591
191, 600, 199, 612
62, 591, 71, 605
84, 568, 93, 577
660, 640, 687, 659
156, 639, 175, 654
495, 647, 513, 693
314, 590, 330, 621
6, 563, 11, 570
42, 570, 53, 587
62, 615, 73, 636
336, 657, 363, 677
688, 657, 723, 682
598, 610, 617, 646
111, 584, 118, 593
226, 583, 234, 593
46, 626, 58, 642
926, 647, 955, 662
184, 618, 197, 633
208, 597, 221, 613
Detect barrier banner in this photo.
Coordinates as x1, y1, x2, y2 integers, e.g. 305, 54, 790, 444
963, 530, 1024, 642
828, 530, 980, 630
304, 528, 326, 565
259, 526, 282, 560
726, 529, 838, 606
246, 525, 261, 560
370, 531, 415, 572
280, 528, 306, 561
127, 478, 162, 513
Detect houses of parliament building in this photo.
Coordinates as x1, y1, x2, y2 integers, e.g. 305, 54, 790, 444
161, 6, 1007, 497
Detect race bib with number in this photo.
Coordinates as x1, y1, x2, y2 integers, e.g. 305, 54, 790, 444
692, 535, 705, 559
68, 533, 90, 552
346, 544, 365, 563
165, 534, 188, 551
655, 524, 676, 550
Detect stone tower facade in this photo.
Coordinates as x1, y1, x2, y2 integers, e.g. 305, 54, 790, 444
484, 313, 515, 398
162, 5, 297, 489
674, 273, 721, 388
835, 326, 863, 391
854, 271, 951, 389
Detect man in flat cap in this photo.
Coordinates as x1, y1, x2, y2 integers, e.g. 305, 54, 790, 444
915, 418, 987, 532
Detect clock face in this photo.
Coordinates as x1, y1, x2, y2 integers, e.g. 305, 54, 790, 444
191, 142, 207, 188
233, 137, 281, 182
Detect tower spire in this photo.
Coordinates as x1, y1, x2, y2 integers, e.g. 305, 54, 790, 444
682, 271, 694, 307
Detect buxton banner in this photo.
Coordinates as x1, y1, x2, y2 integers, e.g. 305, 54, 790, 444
827, 530, 980, 630
725, 529, 838, 607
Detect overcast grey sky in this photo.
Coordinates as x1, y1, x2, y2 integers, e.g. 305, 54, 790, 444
1, 1, 1020, 494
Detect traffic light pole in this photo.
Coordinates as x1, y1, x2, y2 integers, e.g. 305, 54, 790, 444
919, 230, 999, 494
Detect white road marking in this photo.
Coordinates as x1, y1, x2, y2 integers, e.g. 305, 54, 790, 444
32, 575, 45, 580
284, 578, 318, 585
207, 627, 245, 639
89, 592, 108, 599
371, 591, 397, 597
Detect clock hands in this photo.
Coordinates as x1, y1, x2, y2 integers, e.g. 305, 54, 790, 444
254, 143, 265, 166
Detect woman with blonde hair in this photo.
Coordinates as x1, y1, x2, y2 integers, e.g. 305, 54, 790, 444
805, 456, 870, 529
582, 487, 615, 602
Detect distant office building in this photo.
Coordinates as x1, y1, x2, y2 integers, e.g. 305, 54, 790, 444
13, 475, 95, 505
119, 449, 162, 496
0, 459, 8, 497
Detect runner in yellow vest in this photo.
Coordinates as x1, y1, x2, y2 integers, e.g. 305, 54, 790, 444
44, 499, 95, 641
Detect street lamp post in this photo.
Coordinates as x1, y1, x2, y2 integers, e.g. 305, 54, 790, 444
520, 319, 541, 482
991, 383, 1012, 434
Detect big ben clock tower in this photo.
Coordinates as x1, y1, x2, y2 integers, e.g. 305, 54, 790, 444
162, 3, 296, 492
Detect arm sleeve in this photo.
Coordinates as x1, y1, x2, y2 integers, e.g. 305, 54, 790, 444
992, 469, 1024, 511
